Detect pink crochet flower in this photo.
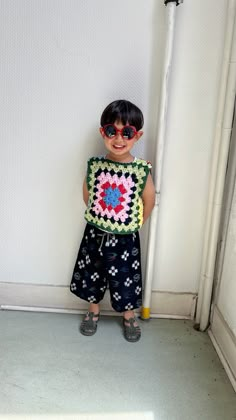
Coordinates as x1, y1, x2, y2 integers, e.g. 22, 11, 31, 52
92, 172, 135, 222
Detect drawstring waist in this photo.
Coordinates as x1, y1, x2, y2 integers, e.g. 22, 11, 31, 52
97, 232, 115, 252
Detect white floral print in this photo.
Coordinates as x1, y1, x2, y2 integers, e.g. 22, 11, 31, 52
70, 283, 77, 291
135, 286, 141, 295
132, 260, 140, 270
90, 229, 95, 238
108, 266, 118, 276
124, 277, 133, 287
88, 296, 96, 303
113, 292, 121, 301
125, 303, 134, 310
91, 272, 99, 282
121, 250, 129, 261
86, 255, 91, 264
78, 260, 85, 269
110, 236, 118, 247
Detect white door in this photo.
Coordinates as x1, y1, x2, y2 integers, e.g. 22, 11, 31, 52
209, 104, 236, 390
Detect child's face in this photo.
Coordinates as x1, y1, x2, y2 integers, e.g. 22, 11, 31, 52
99, 120, 143, 161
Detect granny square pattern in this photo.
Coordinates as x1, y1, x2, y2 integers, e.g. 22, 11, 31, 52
84, 157, 152, 234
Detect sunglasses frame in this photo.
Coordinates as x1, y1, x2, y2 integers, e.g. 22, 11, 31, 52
102, 124, 138, 141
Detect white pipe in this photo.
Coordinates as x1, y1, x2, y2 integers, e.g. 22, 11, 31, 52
196, 0, 236, 331
142, 2, 179, 319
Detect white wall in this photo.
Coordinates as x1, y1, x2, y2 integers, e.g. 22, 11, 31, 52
210, 174, 236, 387
0, 0, 161, 286
0, 0, 229, 314
153, 0, 228, 292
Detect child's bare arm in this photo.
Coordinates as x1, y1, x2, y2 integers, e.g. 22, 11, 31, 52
83, 177, 89, 206
142, 173, 155, 224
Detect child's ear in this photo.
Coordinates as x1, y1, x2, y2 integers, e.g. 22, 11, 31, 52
135, 131, 143, 141
99, 127, 105, 138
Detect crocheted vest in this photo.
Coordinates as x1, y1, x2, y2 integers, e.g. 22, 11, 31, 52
84, 157, 152, 234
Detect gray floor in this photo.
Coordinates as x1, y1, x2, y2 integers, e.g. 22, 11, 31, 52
0, 310, 236, 420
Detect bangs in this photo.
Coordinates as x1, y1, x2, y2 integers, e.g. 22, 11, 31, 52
100, 100, 144, 131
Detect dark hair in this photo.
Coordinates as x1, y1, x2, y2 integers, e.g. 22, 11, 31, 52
100, 100, 144, 131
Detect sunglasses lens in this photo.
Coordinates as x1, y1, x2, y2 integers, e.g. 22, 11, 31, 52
104, 125, 116, 138
103, 124, 136, 140
122, 126, 136, 139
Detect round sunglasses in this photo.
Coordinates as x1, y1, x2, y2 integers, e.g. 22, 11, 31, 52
102, 124, 138, 140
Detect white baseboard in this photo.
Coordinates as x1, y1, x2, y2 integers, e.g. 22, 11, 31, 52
0, 282, 196, 319
208, 306, 236, 392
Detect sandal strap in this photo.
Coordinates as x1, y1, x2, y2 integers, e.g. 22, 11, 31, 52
123, 317, 141, 331
123, 317, 139, 326
85, 311, 100, 320
82, 312, 100, 326
80, 311, 100, 336
123, 317, 141, 342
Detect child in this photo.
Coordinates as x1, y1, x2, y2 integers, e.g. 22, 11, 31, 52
70, 99, 155, 342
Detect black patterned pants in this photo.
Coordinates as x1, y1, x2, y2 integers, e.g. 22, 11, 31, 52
70, 224, 142, 312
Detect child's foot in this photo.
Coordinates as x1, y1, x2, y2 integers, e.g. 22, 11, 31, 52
123, 312, 141, 342
80, 311, 100, 336
80, 303, 100, 336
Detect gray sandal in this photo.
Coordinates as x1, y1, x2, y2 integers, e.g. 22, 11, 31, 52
80, 312, 100, 336
123, 317, 141, 342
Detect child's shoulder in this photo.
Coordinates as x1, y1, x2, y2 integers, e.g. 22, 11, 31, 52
135, 157, 152, 169
87, 155, 104, 163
